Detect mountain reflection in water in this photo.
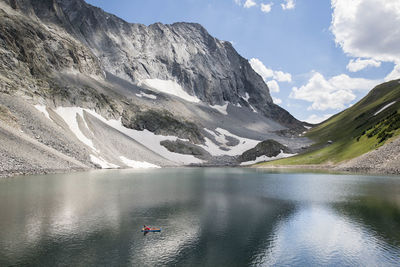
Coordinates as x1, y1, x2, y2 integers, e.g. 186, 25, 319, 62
0, 168, 399, 266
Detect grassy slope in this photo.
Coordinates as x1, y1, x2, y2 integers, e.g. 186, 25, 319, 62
259, 79, 400, 166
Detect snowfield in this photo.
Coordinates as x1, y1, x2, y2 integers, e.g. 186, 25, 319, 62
209, 102, 229, 115
32, 105, 296, 169
90, 155, 119, 169
54, 107, 98, 152
201, 128, 261, 156
136, 91, 157, 100
53, 107, 204, 167
119, 156, 160, 169
34, 105, 51, 120
140, 79, 200, 103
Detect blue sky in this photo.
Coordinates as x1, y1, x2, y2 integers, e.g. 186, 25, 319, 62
86, 0, 400, 123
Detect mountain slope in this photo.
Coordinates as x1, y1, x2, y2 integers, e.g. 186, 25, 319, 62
257, 79, 400, 172
0, 0, 311, 176
5, 0, 302, 129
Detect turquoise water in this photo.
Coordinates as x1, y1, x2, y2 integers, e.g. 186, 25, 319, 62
0, 168, 400, 266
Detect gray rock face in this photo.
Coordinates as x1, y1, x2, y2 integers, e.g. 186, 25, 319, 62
0, 1, 104, 98
4, 0, 303, 129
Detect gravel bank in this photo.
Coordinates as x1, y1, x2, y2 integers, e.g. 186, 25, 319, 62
335, 136, 400, 175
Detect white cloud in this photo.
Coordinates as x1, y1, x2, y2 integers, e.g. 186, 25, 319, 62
273, 70, 292, 83
234, 0, 242, 5
331, 0, 400, 77
272, 97, 283, 105
346, 58, 381, 72
244, 0, 257, 8
249, 58, 292, 83
261, 3, 273, 13
281, 0, 295, 10
304, 114, 334, 124
385, 64, 400, 81
267, 80, 280, 93
249, 58, 273, 79
290, 72, 381, 111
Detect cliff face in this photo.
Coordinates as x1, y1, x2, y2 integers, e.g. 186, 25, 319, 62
0, 0, 103, 98
2, 0, 302, 128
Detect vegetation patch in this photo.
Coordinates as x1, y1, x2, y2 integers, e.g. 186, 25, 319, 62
257, 80, 400, 167
360, 111, 400, 144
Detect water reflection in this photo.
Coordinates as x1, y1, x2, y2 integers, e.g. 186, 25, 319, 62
0, 169, 400, 266
255, 205, 400, 266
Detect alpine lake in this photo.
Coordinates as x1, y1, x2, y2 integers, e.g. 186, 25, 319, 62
1, 168, 400, 266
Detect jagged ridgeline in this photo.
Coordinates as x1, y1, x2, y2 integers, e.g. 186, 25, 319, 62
0, 0, 310, 175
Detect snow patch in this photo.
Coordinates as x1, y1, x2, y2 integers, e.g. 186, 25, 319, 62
54, 107, 97, 152
241, 93, 257, 113
242, 93, 250, 101
204, 128, 229, 146
209, 102, 229, 115
34, 105, 51, 120
61, 108, 203, 165
140, 79, 200, 103
240, 151, 297, 166
90, 155, 119, 169
120, 156, 160, 169
201, 128, 261, 156
249, 105, 258, 113
304, 126, 312, 129
374, 101, 396, 116
136, 91, 157, 100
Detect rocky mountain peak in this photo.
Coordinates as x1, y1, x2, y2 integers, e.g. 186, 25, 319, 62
1, 0, 304, 129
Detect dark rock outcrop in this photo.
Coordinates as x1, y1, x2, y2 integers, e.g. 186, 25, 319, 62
238, 139, 291, 163
160, 140, 211, 159
122, 109, 204, 144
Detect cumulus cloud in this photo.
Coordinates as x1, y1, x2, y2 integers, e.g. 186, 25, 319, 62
331, 0, 400, 78
249, 58, 292, 83
261, 3, 273, 13
281, 0, 295, 10
385, 64, 400, 82
267, 80, 280, 92
272, 97, 283, 105
346, 58, 381, 72
273, 70, 292, 83
305, 114, 334, 124
290, 72, 380, 111
244, 0, 257, 8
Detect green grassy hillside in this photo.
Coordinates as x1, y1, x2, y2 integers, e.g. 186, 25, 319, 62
259, 79, 400, 166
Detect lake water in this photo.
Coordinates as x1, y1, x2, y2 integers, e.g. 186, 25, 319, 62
0, 168, 400, 266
